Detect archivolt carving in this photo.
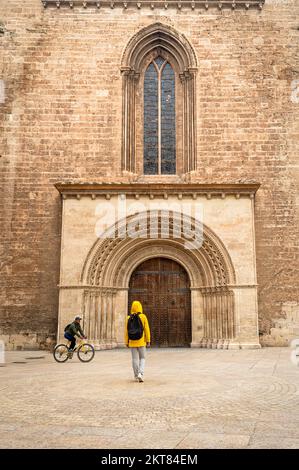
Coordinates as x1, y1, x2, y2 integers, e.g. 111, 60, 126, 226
121, 22, 198, 72
82, 210, 236, 288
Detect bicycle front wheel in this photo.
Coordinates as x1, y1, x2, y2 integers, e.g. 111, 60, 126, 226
77, 343, 95, 363
53, 344, 69, 363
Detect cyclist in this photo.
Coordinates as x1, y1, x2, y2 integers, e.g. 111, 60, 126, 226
64, 316, 87, 353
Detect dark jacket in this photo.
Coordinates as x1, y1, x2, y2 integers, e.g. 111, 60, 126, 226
65, 321, 85, 338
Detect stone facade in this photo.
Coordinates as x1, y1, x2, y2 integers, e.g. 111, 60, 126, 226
0, 0, 298, 349
56, 183, 260, 349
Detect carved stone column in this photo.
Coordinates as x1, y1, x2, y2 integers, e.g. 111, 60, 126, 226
200, 286, 235, 349
180, 69, 197, 174
121, 68, 139, 173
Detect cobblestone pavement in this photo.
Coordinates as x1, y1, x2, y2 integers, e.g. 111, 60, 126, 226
1, 347, 299, 449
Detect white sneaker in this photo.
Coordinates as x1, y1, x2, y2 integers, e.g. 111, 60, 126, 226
137, 373, 144, 382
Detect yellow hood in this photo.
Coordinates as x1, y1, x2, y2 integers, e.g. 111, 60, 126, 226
131, 300, 143, 314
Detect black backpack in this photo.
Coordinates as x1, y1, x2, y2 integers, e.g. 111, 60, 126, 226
127, 313, 144, 340
64, 323, 71, 332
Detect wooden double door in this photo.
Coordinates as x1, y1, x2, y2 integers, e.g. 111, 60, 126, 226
128, 257, 191, 347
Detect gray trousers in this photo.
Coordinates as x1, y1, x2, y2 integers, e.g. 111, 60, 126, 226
130, 346, 146, 377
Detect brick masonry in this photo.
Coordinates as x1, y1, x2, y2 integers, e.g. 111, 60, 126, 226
0, 0, 298, 348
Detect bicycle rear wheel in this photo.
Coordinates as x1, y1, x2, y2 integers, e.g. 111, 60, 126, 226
77, 343, 95, 362
53, 344, 69, 363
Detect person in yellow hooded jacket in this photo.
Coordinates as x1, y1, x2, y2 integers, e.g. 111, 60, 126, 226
125, 300, 151, 382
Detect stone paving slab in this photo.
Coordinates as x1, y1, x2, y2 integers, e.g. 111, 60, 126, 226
0, 348, 299, 449
176, 432, 251, 449
247, 436, 299, 449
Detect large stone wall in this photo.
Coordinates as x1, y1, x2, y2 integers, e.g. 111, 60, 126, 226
0, 0, 298, 349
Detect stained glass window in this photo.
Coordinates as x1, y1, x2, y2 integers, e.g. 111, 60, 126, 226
144, 57, 176, 175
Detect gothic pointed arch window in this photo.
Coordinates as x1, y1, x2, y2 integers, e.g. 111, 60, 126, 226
144, 56, 176, 175
121, 23, 197, 177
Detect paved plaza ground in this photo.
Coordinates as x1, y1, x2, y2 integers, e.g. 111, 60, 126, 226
1, 347, 299, 449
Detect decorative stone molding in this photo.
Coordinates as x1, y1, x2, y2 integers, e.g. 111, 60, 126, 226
42, 1, 265, 10
55, 182, 260, 199
193, 338, 231, 349
59, 285, 122, 290
192, 284, 258, 289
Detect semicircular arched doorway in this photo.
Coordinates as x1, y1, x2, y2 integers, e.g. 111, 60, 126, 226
128, 257, 191, 347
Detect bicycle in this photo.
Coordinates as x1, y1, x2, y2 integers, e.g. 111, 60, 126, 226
53, 339, 95, 363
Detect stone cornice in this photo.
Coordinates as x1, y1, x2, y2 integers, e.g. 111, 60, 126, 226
55, 182, 260, 199
59, 283, 258, 289
42, 1, 265, 10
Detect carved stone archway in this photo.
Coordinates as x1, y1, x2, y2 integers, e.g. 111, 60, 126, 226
81, 210, 236, 348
